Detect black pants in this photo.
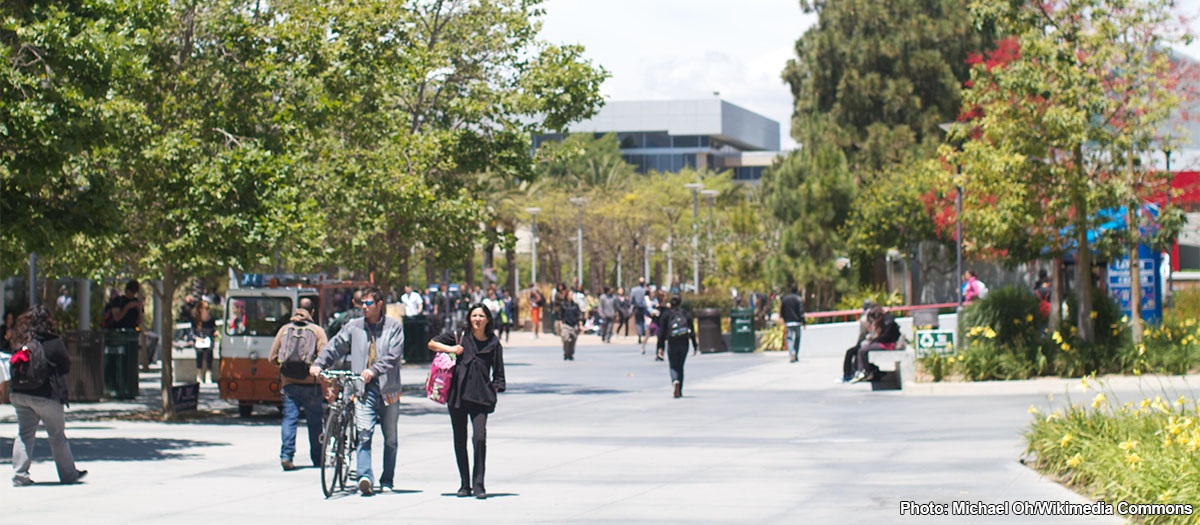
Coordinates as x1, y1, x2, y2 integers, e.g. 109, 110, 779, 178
857, 342, 887, 375
617, 313, 629, 336
195, 348, 213, 370
449, 406, 488, 489
667, 338, 689, 385
843, 345, 859, 380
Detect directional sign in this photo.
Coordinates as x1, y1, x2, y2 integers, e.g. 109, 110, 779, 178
1107, 244, 1163, 324
915, 329, 955, 356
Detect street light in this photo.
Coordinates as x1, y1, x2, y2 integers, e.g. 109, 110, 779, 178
684, 183, 704, 293
525, 207, 541, 288
569, 197, 587, 290
701, 189, 719, 272
660, 206, 676, 290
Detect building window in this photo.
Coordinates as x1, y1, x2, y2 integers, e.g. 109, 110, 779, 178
672, 135, 699, 148
644, 132, 670, 148
618, 133, 643, 149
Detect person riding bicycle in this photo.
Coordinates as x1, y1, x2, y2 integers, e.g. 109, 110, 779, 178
309, 287, 404, 496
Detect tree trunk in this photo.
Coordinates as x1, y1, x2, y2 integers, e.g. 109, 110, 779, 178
156, 266, 178, 420
1127, 152, 1143, 344
1049, 257, 1062, 335
506, 242, 517, 295
425, 252, 438, 291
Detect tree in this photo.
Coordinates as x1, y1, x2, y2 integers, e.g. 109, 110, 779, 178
782, 0, 995, 280
950, 0, 1190, 343
0, 1, 164, 271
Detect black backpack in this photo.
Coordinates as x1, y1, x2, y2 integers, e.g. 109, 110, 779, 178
667, 310, 692, 339
10, 339, 53, 389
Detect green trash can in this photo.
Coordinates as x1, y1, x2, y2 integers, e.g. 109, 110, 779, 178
103, 329, 140, 399
730, 308, 756, 353
402, 315, 431, 364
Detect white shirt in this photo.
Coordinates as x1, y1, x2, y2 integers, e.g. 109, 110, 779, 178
401, 292, 424, 316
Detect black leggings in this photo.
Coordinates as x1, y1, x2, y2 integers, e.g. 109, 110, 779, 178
843, 345, 859, 380
667, 338, 689, 385
449, 406, 488, 488
195, 348, 213, 369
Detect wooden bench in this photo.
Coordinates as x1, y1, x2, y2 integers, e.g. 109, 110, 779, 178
867, 346, 915, 391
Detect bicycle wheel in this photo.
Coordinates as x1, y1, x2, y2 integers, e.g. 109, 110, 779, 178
339, 405, 356, 490
320, 410, 342, 498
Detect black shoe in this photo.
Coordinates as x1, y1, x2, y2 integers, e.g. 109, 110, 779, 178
473, 485, 487, 499
673, 381, 682, 398
457, 486, 472, 497
68, 470, 87, 484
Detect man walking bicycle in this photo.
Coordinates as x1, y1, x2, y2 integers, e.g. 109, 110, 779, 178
309, 287, 404, 496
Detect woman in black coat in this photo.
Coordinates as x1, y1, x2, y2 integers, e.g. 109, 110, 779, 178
428, 303, 506, 499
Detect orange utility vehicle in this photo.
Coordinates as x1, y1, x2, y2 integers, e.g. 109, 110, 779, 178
219, 273, 371, 416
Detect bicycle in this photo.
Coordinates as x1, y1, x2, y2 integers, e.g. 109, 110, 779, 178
319, 370, 361, 498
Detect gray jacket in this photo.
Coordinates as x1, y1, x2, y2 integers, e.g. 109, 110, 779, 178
314, 316, 405, 403
598, 294, 616, 318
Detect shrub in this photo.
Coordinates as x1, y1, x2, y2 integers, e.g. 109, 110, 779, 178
957, 286, 1049, 379
1059, 286, 1128, 374
834, 286, 904, 311
1025, 382, 1200, 524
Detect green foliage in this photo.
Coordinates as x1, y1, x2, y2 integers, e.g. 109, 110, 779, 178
1025, 385, 1200, 523
963, 286, 1046, 350
834, 286, 905, 311
707, 202, 768, 294
1060, 288, 1129, 374
762, 142, 855, 309
681, 292, 734, 316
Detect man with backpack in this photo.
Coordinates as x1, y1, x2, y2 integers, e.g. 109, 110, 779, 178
656, 295, 698, 398
269, 298, 328, 471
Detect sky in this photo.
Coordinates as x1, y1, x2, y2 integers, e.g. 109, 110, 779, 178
539, 0, 1200, 153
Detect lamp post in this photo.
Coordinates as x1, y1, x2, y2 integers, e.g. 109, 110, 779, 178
684, 183, 703, 293
525, 207, 541, 288
661, 206, 676, 291
569, 197, 587, 290
938, 123, 964, 309
1165, 146, 1173, 306
701, 189, 719, 273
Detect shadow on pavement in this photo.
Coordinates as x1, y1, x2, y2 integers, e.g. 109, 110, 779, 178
0, 436, 226, 462
506, 383, 626, 395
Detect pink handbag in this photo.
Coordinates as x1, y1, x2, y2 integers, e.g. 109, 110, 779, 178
425, 334, 458, 404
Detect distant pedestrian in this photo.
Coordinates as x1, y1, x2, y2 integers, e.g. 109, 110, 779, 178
647, 291, 664, 360
191, 299, 218, 383
10, 305, 87, 486
598, 287, 617, 343
269, 298, 328, 471
428, 303, 506, 499
500, 291, 514, 344
780, 284, 805, 363
657, 295, 698, 398
556, 293, 582, 361
529, 286, 546, 339
103, 280, 142, 330
629, 278, 647, 344
401, 285, 424, 317
962, 270, 986, 304
309, 287, 404, 496
55, 286, 72, 312
615, 288, 631, 339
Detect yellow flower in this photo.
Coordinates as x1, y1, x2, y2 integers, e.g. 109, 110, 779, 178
1060, 433, 1073, 447
1013, 318, 1021, 325
1177, 395, 1188, 407
1137, 345, 1145, 356
1090, 311, 1098, 319
1118, 439, 1138, 451
1121, 315, 1129, 323
1028, 405, 1040, 414
1092, 393, 1107, 409
1140, 398, 1151, 409
1125, 452, 1141, 468
1080, 377, 1091, 390
1047, 410, 1062, 421
1066, 453, 1082, 467
1061, 343, 1071, 351
1052, 331, 1063, 343
1026, 314, 1034, 322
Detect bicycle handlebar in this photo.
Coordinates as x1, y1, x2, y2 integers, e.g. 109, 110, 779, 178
319, 369, 362, 380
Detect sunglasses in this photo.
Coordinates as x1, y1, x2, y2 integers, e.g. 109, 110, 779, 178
361, 300, 376, 306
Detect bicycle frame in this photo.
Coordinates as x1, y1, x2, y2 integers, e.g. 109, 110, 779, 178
319, 370, 361, 498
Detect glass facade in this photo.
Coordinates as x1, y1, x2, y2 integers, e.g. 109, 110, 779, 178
533, 131, 773, 180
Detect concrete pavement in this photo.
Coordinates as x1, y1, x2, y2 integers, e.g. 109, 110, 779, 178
2, 331, 1192, 523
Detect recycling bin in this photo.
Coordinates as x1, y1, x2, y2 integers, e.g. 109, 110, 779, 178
103, 329, 140, 399
730, 308, 756, 352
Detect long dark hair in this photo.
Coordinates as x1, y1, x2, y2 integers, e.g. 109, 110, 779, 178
467, 303, 496, 339
14, 304, 57, 345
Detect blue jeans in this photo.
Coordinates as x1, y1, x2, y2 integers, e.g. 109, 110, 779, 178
280, 384, 324, 464
355, 383, 399, 487
785, 323, 803, 361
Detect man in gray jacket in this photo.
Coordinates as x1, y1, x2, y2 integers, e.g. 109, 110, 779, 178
598, 287, 617, 343
309, 287, 404, 496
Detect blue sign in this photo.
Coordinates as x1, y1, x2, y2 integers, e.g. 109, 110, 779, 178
1107, 245, 1162, 323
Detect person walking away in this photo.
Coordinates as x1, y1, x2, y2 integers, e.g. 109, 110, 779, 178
615, 288, 631, 339
556, 295, 582, 360
780, 284, 805, 363
629, 278, 647, 345
191, 299, 218, 383
528, 286, 545, 339
308, 287, 404, 496
10, 305, 86, 486
428, 303, 506, 499
841, 300, 874, 382
270, 298, 328, 471
852, 305, 901, 383
656, 295, 698, 398
499, 291, 514, 344
598, 287, 617, 343
647, 291, 665, 360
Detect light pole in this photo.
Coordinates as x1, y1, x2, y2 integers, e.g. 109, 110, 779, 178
938, 123, 964, 308
684, 183, 703, 293
525, 207, 541, 288
661, 206, 676, 290
1165, 146, 1173, 306
569, 197, 587, 290
701, 189, 718, 273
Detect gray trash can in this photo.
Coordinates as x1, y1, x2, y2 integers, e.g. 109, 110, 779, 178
402, 315, 431, 364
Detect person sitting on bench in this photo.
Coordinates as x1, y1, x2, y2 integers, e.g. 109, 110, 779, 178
841, 299, 874, 383
851, 305, 900, 383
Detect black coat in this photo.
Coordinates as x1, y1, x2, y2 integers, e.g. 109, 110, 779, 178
12, 333, 71, 404
433, 330, 506, 413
